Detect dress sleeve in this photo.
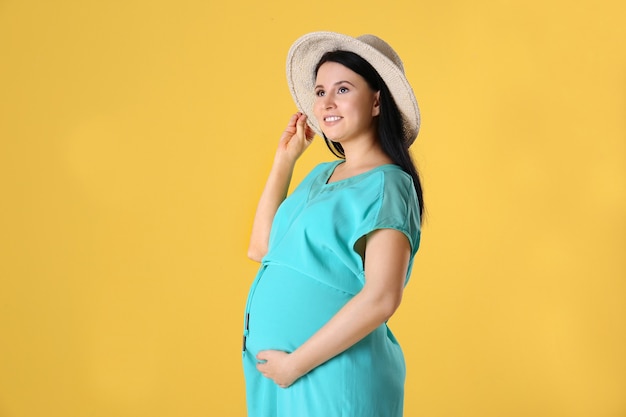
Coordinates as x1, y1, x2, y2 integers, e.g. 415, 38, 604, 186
350, 169, 421, 271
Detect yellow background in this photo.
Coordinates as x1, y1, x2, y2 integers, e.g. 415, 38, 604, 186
1, 0, 624, 416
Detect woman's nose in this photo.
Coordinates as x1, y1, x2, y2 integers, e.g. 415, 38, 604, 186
322, 94, 335, 109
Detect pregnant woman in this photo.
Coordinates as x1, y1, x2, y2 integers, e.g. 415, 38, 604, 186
242, 31, 424, 417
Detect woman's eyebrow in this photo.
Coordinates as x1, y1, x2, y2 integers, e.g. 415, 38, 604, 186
314, 80, 356, 89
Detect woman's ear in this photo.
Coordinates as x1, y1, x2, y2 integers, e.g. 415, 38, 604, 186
372, 91, 381, 117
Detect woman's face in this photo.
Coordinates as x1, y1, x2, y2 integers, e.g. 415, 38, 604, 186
313, 61, 380, 144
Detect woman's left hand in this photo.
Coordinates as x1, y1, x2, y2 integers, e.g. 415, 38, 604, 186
256, 350, 303, 388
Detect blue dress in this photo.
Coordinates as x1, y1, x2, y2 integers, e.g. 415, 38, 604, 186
243, 160, 421, 417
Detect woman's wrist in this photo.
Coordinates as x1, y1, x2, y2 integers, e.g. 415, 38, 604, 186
288, 348, 314, 378
272, 152, 297, 172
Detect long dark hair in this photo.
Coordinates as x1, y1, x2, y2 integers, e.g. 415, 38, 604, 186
314, 50, 425, 221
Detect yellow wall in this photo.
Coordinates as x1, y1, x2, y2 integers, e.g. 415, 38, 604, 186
1, 0, 624, 416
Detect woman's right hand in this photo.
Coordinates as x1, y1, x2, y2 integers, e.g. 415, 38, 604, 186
275, 112, 315, 164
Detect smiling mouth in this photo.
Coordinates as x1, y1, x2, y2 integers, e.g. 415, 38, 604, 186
324, 116, 342, 122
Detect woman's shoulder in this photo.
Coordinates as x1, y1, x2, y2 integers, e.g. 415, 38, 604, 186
376, 166, 420, 217
378, 164, 411, 178
377, 165, 415, 194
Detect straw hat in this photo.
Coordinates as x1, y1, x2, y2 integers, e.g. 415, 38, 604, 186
286, 31, 420, 146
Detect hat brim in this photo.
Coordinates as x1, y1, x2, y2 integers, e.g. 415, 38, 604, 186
286, 31, 420, 146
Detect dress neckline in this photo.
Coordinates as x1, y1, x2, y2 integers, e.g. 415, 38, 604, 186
323, 160, 398, 186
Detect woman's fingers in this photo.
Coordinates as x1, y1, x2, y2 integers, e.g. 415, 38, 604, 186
296, 113, 316, 144
287, 113, 299, 129
280, 114, 298, 139
294, 113, 308, 140
256, 350, 269, 361
276, 112, 314, 162
305, 123, 315, 140
279, 113, 302, 143
285, 112, 314, 141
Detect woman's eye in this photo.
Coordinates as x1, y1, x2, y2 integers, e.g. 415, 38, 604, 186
338, 87, 349, 94
315, 90, 325, 97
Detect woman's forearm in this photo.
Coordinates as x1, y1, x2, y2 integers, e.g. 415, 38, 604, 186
247, 157, 295, 262
289, 285, 402, 376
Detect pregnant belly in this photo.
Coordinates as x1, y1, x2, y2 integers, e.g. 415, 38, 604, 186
245, 264, 353, 356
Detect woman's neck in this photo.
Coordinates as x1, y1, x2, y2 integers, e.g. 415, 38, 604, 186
340, 139, 392, 170
328, 139, 392, 182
